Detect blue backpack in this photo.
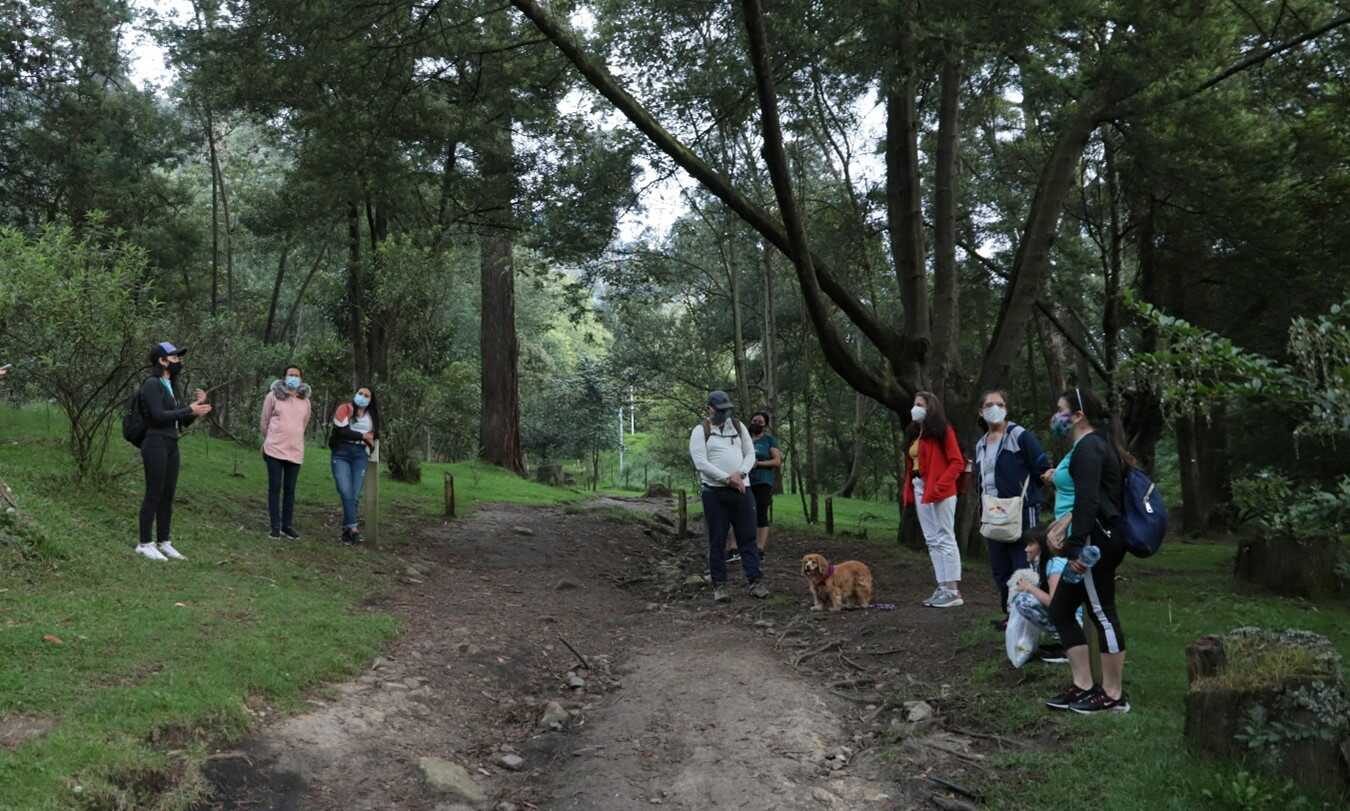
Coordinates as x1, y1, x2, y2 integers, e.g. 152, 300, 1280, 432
1120, 465, 1167, 557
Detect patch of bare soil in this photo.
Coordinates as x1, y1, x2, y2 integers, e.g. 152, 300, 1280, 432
0, 714, 56, 749
196, 498, 1013, 811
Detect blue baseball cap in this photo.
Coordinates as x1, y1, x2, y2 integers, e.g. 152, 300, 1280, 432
707, 390, 734, 409
152, 341, 188, 358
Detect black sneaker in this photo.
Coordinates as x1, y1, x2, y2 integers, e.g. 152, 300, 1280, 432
1045, 684, 1091, 710
269, 529, 281, 540
280, 527, 300, 541
1070, 688, 1131, 714
1038, 648, 1069, 664
725, 550, 741, 564
348, 529, 363, 545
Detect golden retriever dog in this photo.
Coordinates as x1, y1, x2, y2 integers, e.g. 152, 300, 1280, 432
800, 553, 874, 612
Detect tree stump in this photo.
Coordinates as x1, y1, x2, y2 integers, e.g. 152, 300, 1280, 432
1184, 628, 1350, 797
1233, 534, 1342, 600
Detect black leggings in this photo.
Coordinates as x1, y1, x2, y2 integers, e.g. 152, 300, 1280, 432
1049, 528, 1126, 654
751, 483, 773, 528
139, 434, 181, 546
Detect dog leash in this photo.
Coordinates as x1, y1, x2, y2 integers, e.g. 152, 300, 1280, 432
866, 603, 897, 611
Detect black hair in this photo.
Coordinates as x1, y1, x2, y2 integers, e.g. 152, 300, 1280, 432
1057, 387, 1137, 468
751, 411, 771, 426
976, 388, 1010, 434
147, 344, 181, 385
1023, 526, 1052, 586
283, 364, 303, 377
355, 388, 382, 438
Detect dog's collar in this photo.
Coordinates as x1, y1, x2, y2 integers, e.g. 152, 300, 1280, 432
812, 563, 835, 585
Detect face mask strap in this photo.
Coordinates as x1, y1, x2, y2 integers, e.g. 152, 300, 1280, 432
1075, 387, 1084, 414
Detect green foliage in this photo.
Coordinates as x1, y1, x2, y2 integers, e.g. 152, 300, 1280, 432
1230, 470, 1294, 527
1233, 471, 1350, 541
1201, 770, 1309, 811
0, 222, 158, 481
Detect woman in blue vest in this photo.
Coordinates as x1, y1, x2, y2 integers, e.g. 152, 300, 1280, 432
973, 389, 1051, 630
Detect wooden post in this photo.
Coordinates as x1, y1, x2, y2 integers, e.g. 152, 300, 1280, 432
825, 496, 834, 535
444, 472, 456, 518
677, 489, 688, 537
363, 440, 380, 544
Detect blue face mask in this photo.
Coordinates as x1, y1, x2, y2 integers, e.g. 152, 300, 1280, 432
353, 394, 370, 408
285, 375, 301, 390
1050, 411, 1074, 438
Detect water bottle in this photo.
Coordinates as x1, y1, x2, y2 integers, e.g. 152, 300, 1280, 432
1061, 545, 1101, 584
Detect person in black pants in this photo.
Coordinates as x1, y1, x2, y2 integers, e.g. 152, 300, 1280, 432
1043, 388, 1130, 714
135, 342, 212, 562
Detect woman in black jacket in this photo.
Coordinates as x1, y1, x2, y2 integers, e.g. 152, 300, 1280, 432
329, 387, 379, 544
135, 342, 212, 561
1042, 388, 1130, 714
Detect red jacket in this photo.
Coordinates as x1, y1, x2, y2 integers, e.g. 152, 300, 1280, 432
903, 425, 965, 505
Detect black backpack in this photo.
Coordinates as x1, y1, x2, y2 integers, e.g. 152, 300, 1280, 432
122, 383, 148, 447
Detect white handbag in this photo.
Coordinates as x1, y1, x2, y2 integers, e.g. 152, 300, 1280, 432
981, 475, 1029, 542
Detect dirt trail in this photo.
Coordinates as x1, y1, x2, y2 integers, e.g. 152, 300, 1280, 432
198, 499, 1000, 811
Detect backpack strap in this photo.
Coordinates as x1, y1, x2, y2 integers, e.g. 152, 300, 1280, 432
703, 418, 743, 444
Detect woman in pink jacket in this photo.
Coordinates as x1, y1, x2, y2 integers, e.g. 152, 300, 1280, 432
260, 366, 312, 539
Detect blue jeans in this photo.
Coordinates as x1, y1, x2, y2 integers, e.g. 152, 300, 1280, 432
330, 444, 369, 529
702, 486, 762, 586
264, 453, 301, 532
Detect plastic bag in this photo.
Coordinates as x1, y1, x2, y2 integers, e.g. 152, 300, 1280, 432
1005, 606, 1040, 668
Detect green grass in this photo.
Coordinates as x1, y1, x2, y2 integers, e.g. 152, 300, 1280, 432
953, 540, 1350, 810
0, 406, 580, 809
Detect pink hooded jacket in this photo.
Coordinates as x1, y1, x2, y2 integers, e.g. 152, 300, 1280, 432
260, 379, 313, 464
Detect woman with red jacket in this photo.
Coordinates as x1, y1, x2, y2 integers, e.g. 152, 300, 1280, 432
903, 390, 966, 608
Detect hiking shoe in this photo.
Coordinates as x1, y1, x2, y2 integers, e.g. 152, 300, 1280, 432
1071, 688, 1131, 715
712, 586, 731, 603
280, 527, 300, 541
157, 542, 187, 561
725, 550, 741, 564
748, 581, 770, 599
922, 587, 944, 607
928, 589, 964, 609
134, 543, 168, 562
1045, 684, 1092, 710
269, 529, 281, 540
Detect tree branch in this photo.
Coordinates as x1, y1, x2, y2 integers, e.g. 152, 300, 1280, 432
507, 0, 912, 386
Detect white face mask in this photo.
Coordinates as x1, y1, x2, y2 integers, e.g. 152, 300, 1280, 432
911, 405, 927, 423
983, 405, 1007, 425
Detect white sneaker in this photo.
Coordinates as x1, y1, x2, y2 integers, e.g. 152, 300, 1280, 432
157, 542, 187, 561
135, 543, 168, 561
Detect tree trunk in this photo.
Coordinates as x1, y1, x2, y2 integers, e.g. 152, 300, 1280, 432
1101, 134, 1123, 412
365, 196, 390, 380
837, 389, 867, 498
976, 109, 1101, 395
728, 224, 751, 412
1123, 193, 1163, 473
1176, 415, 1209, 535
207, 108, 219, 318
930, 53, 962, 399
477, 98, 525, 474
263, 243, 290, 345
885, 1, 930, 381
346, 200, 367, 384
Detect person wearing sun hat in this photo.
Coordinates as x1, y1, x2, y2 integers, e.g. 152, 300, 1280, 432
134, 342, 212, 562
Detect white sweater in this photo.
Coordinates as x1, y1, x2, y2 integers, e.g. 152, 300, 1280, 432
689, 419, 756, 489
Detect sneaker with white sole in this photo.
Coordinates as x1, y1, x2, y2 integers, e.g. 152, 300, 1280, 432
157, 541, 186, 561
929, 589, 964, 608
712, 586, 731, 603
921, 587, 944, 607
135, 543, 168, 561
747, 581, 770, 599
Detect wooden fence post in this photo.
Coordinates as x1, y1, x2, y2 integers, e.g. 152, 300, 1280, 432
363, 440, 380, 544
444, 472, 456, 518
825, 496, 834, 535
678, 489, 688, 537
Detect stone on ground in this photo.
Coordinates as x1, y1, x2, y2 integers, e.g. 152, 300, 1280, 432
418, 757, 486, 805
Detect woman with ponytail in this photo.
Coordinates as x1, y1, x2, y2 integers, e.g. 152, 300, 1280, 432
1042, 387, 1132, 714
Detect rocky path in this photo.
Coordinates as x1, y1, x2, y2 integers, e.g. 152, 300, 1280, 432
197, 499, 1000, 811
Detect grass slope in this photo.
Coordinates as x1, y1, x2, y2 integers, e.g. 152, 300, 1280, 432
954, 541, 1350, 810
0, 407, 578, 809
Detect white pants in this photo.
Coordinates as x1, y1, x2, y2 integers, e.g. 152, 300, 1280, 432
914, 478, 961, 584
